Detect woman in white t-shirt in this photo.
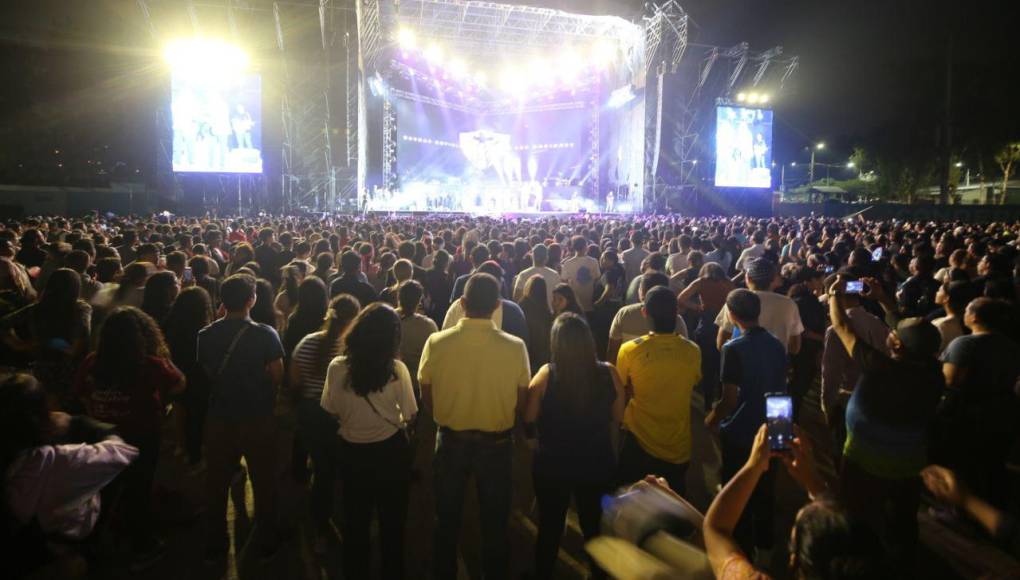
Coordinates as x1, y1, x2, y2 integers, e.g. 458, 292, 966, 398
320, 303, 417, 580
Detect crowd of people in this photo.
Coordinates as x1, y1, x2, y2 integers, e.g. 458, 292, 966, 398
1, 211, 1019, 579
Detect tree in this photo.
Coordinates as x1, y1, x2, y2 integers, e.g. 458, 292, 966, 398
994, 142, 1020, 204
849, 147, 870, 179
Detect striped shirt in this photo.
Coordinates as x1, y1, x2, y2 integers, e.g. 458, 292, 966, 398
291, 331, 344, 400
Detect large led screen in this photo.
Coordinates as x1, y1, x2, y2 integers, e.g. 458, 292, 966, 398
715, 105, 773, 189
171, 73, 263, 173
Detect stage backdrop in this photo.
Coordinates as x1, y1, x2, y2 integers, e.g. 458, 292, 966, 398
171, 72, 263, 174
394, 99, 590, 210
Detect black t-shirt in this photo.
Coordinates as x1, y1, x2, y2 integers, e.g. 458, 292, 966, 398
852, 340, 943, 428
941, 332, 1020, 433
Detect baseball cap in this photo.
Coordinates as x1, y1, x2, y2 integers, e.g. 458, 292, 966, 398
894, 317, 941, 360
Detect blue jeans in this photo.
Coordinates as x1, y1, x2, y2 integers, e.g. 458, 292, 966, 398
432, 428, 513, 580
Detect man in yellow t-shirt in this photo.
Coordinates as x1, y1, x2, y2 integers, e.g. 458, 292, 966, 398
616, 286, 701, 494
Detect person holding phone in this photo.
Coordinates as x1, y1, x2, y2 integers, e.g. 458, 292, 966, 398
827, 275, 943, 573
705, 289, 787, 560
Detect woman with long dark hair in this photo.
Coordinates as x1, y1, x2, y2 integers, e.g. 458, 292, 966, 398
163, 287, 214, 467
518, 275, 553, 373
1, 268, 92, 405
1, 373, 137, 577
283, 276, 329, 356
290, 294, 361, 551
73, 306, 185, 568
249, 278, 279, 329
141, 271, 180, 326
274, 261, 310, 332
551, 283, 584, 318
524, 313, 624, 580
189, 255, 219, 306
320, 303, 417, 580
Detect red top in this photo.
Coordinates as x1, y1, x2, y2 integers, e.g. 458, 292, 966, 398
73, 354, 183, 439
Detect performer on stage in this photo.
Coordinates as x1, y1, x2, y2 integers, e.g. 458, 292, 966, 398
231, 104, 254, 150
605, 190, 615, 213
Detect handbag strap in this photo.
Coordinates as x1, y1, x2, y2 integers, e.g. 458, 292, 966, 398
361, 390, 406, 432
216, 322, 253, 379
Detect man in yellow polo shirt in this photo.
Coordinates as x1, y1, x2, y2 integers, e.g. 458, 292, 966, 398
616, 285, 701, 495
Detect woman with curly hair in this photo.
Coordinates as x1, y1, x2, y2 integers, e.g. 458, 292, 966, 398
320, 303, 417, 580
72, 306, 184, 569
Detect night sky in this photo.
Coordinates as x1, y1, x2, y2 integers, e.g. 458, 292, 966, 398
0, 0, 1016, 185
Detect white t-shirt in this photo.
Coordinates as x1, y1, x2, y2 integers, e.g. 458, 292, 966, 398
320, 357, 418, 444
559, 255, 601, 312
609, 303, 689, 343
666, 252, 688, 276
715, 290, 804, 352
735, 244, 765, 272
512, 266, 561, 308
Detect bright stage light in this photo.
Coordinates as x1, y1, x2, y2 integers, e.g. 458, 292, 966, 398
163, 38, 249, 74
759, 93, 770, 104
746, 93, 760, 104
592, 41, 616, 68
449, 58, 468, 79
474, 71, 488, 87
736, 92, 747, 102
424, 43, 444, 65
499, 66, 525, 93
398, 28, 417, 50
558, 48, 582, 80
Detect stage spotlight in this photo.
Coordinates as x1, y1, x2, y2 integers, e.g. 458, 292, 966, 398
759, 93, 770, 104
397, 28, 417, 50
474, 71, 488, 87
736, 92, 747, 102
163, 38, 249, 74
424, 43, 444, 65
747, 93, 759, 104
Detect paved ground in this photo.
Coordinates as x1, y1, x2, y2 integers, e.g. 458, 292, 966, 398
107, 384, 1019, 580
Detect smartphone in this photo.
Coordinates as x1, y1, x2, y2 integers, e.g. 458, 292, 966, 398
183, 267, 194, 284
765, 394, 794, 451
846, 280, 864, 294
871, 247, 884, 261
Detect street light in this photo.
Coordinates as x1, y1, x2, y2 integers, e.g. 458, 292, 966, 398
847, 161, 855, 169
809, 142, 825, 183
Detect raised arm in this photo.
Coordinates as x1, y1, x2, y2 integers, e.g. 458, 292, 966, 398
827, 276, 857, 357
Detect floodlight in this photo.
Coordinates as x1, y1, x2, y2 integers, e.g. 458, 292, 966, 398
954, 161, 963, 168
747, 93, 759, 104
398, 28, 417, 50
759, 94, 770, 104
847, 162, 855, 169
736, 92, 747, 102
791, 162, 797, 166
163, 38, 249, 74
816, 142, 825, 150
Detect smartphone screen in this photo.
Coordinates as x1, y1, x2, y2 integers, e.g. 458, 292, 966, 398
183, 267, 194, 284
766, 394, 793, 451
871, 247, 884, 261
846, 280, 864, 294
824, 266, 835, 274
